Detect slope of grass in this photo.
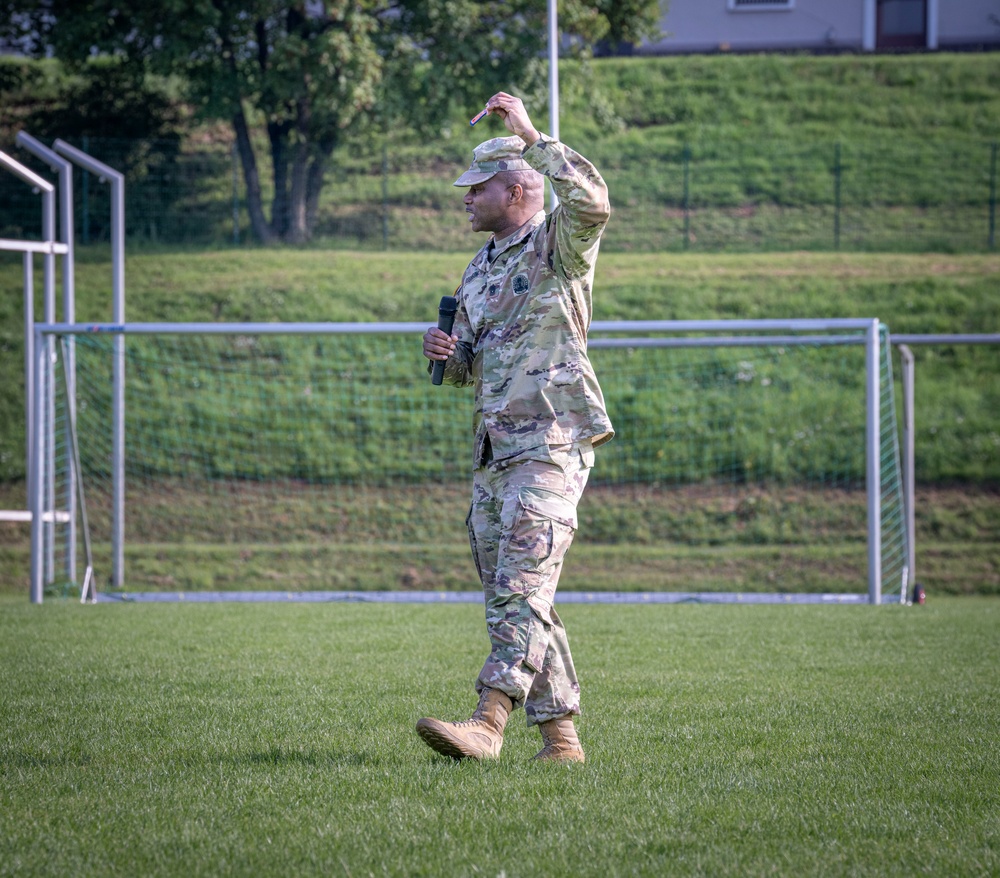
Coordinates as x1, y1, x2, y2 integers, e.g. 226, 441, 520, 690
3, 53, 1000, 250
3, 249, 996, 484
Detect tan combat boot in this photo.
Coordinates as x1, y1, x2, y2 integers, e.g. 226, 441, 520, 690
416, 688, 513, 760
533, 716, 585, 763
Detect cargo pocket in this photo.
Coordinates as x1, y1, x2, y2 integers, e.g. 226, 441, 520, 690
522, 609, 550, 674
466, 504, 484, 584
511, 486, 578, 574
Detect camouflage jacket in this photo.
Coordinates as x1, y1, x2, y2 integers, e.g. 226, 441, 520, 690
438, 135, 615, 467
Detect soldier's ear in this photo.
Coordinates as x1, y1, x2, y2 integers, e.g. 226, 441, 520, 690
508, 183, 523, 204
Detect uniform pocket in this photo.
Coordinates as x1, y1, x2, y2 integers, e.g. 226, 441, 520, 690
466, 504, 484, 584
506, 486, 578, 579
518, 486, 578, 530
522, 609, 550, 673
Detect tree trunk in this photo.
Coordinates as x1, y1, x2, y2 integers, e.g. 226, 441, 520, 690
305, 136, 337, 235
268, 120, 292, 240
286, 98, 312, 244
232, 106, 276, 245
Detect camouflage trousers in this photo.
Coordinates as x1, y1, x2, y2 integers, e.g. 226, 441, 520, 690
467, 440, 594, 726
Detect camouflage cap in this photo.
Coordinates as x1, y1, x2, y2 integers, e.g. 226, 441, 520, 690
454, 136, 534, 187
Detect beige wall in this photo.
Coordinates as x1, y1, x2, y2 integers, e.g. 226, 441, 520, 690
644, 0, 866, 54
937, 0, 1000, 45
640, 0, 1000, 54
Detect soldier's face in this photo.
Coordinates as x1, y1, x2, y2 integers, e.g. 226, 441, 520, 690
464, 175, 513, 234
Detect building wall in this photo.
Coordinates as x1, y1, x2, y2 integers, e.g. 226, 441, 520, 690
640, 0, 1000, 54
641, 0, 865, 54
936, 0, 1000, 45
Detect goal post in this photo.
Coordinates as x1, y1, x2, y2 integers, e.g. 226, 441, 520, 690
28, 318, 907, 604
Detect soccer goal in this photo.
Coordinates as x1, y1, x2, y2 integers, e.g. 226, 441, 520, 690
27, 318, 907, 604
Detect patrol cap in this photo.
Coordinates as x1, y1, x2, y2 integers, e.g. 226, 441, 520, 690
453, 136, 534, 187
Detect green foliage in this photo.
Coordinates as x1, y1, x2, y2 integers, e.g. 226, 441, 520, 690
0, 596, 998, 875
1, 250, 997, 490
0, 59, 184, 242
1, 1, 662, 242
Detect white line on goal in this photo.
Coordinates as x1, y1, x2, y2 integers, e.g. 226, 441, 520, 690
0, 510, 71, 524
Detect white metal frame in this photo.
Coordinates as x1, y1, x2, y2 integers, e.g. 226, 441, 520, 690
0, 149, 69, 604
32, 317, 895, 604
16, 133, 78, 582
2, 137, 126, 603
51, 140, 126, 590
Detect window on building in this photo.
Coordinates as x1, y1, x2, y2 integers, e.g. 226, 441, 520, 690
728, 0, 795, 10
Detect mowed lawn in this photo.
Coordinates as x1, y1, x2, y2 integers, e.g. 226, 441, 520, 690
1, 595, 997, 877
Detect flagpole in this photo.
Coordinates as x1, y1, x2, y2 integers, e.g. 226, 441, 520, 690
548, 0, 559, 210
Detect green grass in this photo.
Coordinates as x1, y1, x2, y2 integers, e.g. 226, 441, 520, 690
4, 53, 1000, 250
2, 250, 998, 485
1, 595, 997, 877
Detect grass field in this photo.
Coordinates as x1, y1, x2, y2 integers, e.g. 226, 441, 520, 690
1, 594, 997, 877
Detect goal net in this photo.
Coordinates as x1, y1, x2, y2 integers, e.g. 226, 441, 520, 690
32, 321, 907, 602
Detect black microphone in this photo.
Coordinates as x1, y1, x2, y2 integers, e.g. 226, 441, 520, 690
431, 295, 458, 386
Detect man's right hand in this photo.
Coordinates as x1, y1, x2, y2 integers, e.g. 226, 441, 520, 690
423, 327, 457, 362
484, 92, 540, 147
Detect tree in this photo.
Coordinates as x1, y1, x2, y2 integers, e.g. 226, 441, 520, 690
378, 1, 663, 136
3, 0, 663, 243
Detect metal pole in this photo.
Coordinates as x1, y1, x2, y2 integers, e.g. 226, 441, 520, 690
898, 345, 916, 597
865, 319, 882, 604
989, 142, 997, 250
682, 145, 691, 250
547, 0, 559, 212
17, 132, 78, 584
41, 183, 57, 587
834, 142, 842, 251
29, 326, 46, 604
862, 0, 877, 51
22, 253, 33, 485
382, 139, 389, 251
38, 317, 882, 335
82, 136, 90, 246
926, 0, 939, 49
53, 140, 126, 588
0, 149, 59, 600
110, 172, 125, 589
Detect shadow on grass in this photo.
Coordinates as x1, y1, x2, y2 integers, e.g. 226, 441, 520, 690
239, 746, 388, 768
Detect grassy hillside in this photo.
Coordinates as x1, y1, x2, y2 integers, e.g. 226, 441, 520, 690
576, 52, 1000, 143
2, 249, 997, 485
2, 53, 999, 250
1, 250, 997, 596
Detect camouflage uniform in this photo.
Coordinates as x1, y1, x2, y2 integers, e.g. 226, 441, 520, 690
438, 134, 614, 725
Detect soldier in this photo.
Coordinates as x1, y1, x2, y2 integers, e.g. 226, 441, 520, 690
417, 92, 614, 763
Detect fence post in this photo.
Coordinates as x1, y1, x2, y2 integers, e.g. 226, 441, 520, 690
81, 136, 89, 245
833, 142, 842, 251
382, 139, 389, 251
989, 142, 997, 250
682, 144, 691, 250
231, 142, 240, 246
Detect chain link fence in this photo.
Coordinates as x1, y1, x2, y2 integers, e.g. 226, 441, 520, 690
2, 135, 997, 252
